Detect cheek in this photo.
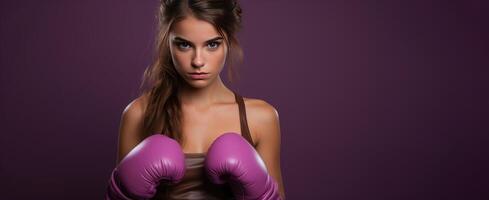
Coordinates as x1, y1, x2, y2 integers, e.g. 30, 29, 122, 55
211, 48, 227, 66
171, 51, 189, 69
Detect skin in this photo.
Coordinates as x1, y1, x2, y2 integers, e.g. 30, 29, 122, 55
117, 15, 285, 199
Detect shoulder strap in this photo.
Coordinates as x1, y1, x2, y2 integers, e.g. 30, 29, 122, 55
233, 91, 256, 148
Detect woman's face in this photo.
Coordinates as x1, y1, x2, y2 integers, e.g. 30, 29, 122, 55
169, 15, 228, 89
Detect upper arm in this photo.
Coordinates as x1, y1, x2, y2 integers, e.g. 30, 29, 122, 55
253, 100, 286, 199
116, 97, 146, 165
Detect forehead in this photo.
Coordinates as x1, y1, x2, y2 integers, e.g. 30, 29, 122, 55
170, 16, 221, 42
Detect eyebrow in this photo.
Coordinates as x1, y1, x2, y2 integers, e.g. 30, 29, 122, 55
172, 36, 224, 44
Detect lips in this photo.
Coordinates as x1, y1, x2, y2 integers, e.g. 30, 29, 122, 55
188, 72, 209, 79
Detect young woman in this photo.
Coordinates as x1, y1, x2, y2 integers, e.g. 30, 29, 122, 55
107, 1, 285, 199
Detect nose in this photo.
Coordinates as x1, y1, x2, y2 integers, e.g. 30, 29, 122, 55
191, 49, 205, 68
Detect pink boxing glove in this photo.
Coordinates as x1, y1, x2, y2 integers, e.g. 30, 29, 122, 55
106, 134, 185, 200
204, 132, 282, 200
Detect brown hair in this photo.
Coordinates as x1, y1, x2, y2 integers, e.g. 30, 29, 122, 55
138, 0, 244, 143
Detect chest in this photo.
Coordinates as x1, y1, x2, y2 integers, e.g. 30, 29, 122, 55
179, 104, 249, 154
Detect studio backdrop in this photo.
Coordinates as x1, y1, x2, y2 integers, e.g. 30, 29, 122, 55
1, 0, 488, 199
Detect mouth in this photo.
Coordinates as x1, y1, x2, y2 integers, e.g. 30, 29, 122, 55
188, 72, 209, 79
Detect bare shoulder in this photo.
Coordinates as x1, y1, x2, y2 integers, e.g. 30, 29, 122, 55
119, 92, 151, 140
116, 93, 149, 164
122, 93, 148, 120
243, 97, 279, 121
242, 97, 280, 143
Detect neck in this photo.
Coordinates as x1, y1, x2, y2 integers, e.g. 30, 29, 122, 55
179, 76, 231, 109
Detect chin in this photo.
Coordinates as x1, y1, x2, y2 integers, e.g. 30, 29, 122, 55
185, 78, 212, 89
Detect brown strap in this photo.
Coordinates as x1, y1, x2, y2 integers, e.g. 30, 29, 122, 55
233, 91, 256, 147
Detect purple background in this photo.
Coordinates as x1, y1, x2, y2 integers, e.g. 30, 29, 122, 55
1, 0, 488, 199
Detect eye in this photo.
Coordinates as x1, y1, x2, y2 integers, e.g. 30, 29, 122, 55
176, 42, 191, 50
208, 41, 221, 49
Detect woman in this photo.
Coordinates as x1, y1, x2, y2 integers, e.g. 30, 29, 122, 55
107, 0, 285, 199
